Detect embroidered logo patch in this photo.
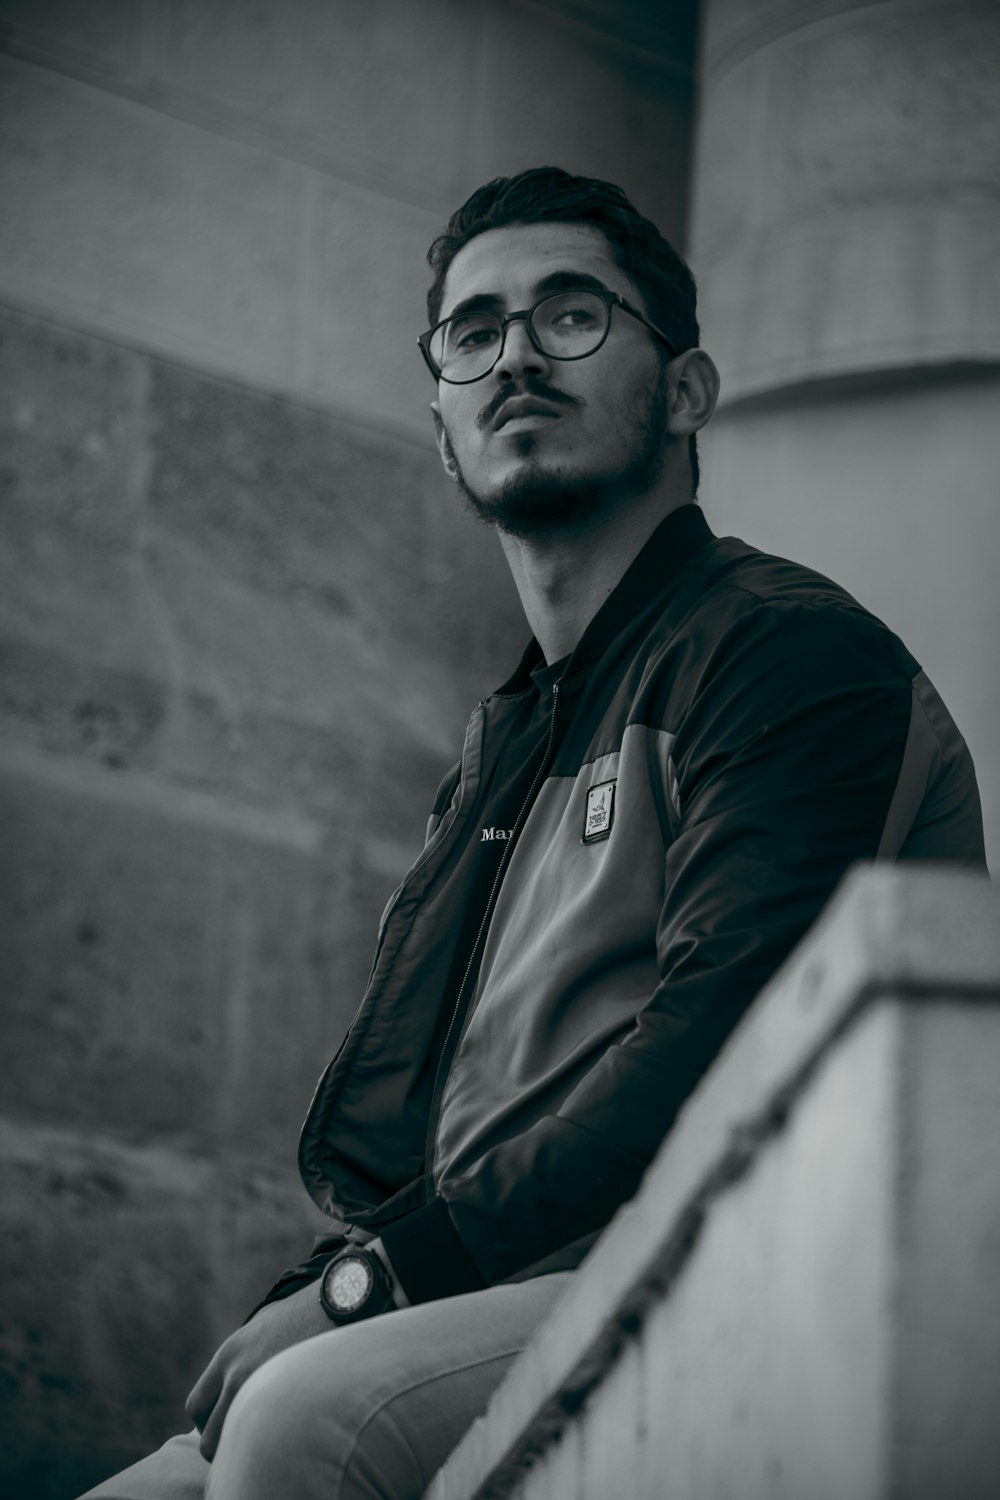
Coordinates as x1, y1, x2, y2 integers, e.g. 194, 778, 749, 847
582, 779, 616, 843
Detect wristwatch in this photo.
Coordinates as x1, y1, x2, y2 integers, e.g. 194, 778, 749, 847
319, 1246, 394, 1324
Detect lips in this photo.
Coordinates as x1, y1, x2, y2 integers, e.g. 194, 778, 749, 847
492, 397, 566, 431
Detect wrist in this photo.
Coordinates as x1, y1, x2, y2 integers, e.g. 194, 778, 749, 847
368, 1238, 410, 1309
318, 1242, 398, 1324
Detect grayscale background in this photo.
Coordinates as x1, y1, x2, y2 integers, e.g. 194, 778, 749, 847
0, 1, 997, 1495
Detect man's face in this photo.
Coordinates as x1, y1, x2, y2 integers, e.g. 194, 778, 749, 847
432, 222, 675, 538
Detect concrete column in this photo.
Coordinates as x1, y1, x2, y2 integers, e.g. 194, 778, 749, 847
689, 0, 1000, 868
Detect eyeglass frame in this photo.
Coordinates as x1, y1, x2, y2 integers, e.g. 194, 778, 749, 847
417, 286, 679, 384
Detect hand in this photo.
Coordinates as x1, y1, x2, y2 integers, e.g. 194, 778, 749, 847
185, 1280, 332, 1461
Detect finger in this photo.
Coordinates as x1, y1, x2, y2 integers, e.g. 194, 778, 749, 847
199, 1389, 229, 1463
186, 1389, 216, 1437
184, 1363, 218, 1433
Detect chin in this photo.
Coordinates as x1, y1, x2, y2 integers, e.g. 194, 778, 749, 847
442, 391, 677, 540
456, 462, 614, 540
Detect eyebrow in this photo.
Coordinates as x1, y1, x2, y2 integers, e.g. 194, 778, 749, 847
443, 270, 614, 322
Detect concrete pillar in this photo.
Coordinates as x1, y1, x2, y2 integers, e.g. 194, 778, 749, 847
689, 0, 1000, 868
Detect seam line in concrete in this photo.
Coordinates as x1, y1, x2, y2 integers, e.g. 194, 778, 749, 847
0, 41, 461, 217
0, 294, 438, 456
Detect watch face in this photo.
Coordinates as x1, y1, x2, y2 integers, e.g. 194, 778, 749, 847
327, 1254, 374, 1314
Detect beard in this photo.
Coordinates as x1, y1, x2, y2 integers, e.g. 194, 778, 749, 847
442, 365, 676, 541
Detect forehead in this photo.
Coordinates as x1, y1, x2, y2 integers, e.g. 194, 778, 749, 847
439, 221, 637, 317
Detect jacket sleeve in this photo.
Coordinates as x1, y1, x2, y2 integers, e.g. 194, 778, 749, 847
383, 598, 954, 1294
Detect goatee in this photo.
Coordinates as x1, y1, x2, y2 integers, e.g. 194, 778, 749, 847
443, 369, 674, 541
453, 457, 622, 540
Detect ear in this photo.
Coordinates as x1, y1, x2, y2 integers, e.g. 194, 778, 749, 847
665, 349, 721, 437
432, 404, 460, 482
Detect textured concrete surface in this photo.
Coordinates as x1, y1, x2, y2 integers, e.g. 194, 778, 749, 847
0, 298, 529, 1498
0, 0, 693, 441
0, 1117, 330, 1500
429, 867, 1000, 1500
618, 1006, 897, 1500
141, 0, 480, 201
0, 55, 306, 388
0, 767, 352, 1157
0, 4, 697, 1494
692, 0, 1000, 396
892, 1002, 1000, 1499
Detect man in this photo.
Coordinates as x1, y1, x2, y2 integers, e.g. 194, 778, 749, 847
82, 167, 985, 1500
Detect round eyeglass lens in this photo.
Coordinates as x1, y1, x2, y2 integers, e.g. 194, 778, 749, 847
532, 291, 608, 358
431, 313, 502, 382
431, 290, 609, 382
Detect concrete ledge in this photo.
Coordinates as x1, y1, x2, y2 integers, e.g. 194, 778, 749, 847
428, 864, 999, 1499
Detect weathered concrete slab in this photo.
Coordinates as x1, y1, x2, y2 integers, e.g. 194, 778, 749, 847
0, 637, 167, 772
0, 56, 302, 391
1, 770, 228, 1138
428, 866, 1000, 1499
309, 176, 446, 429
146, 356, 464, 676
142, 0, 480, 203
891, 1001, 1000, 1500
0, 307, 163, 684
0, 305, 519, 822
0, 763, 356, 1158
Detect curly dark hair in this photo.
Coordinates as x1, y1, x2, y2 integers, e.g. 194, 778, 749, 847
425, 166, 702, 491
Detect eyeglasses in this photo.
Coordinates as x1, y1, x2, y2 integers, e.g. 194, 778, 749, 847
418, 287, 678, 385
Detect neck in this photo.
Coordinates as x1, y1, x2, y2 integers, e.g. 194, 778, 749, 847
499, 486, 692, 665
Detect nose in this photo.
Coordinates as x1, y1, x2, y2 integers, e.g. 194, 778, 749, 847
494, 315, 552, 382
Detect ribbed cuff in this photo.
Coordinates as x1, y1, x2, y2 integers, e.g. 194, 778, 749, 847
379, 1195, 487, 1304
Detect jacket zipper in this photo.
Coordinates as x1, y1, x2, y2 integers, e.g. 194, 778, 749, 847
421, 681, 562, 1184
363, 700, 488, 990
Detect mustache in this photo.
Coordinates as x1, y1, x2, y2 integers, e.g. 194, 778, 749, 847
476, 378, 582, 431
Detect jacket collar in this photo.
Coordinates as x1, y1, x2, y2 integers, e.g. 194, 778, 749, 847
495, 503, 716, 695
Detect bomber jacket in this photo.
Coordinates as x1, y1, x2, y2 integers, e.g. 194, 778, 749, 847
269, 504, 985, 1310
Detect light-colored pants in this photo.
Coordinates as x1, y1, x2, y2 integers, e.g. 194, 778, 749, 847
78, 1273, 571, 1500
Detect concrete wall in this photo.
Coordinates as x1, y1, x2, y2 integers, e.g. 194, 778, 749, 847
429, 866, 1000, 1499
692, 0, 1000, 869
0, 3, 697, 1495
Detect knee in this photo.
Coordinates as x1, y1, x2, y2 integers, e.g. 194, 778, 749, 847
206, 1344, 334, 1500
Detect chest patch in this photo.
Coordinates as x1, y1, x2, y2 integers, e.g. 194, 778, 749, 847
582, 778, 616, 843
